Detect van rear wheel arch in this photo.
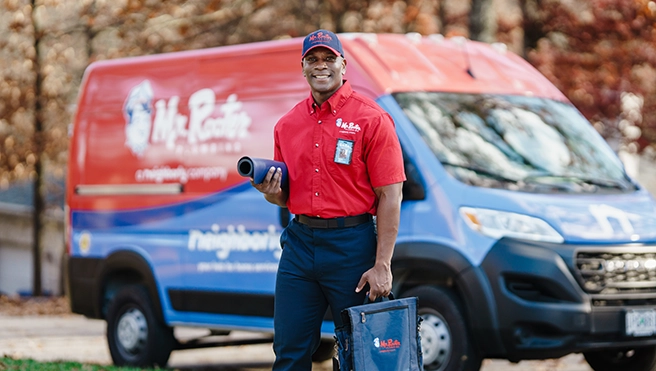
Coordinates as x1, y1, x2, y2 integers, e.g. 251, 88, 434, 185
99, 250, 164, 323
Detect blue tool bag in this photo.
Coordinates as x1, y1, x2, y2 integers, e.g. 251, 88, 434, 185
335, 294, 423, 371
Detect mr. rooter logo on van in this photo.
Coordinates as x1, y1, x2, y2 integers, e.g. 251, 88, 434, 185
123, 80, 252, 157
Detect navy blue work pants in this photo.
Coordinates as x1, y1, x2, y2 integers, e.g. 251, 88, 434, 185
272, 218, 377, 371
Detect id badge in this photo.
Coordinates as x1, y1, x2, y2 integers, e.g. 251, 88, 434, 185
334, 139, 354, 165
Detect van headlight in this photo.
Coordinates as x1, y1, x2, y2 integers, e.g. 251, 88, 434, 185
459, 207, 564, 243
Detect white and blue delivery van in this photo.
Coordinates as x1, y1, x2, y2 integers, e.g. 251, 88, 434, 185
66, 33, 656, 371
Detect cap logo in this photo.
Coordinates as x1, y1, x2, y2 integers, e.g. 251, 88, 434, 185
310, 32, 333, 43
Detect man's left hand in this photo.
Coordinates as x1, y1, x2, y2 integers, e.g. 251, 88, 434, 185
355, 263, 392, 301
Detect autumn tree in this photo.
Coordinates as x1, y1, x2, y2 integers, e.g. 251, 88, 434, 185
523, 0, 656, 159
0, 0, 36, 191
1, 0, 655, 295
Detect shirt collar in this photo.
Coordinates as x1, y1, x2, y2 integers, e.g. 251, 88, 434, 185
307, 80, 353, 115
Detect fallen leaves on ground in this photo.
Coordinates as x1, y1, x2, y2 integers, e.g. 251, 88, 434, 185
0, 295, 71, 316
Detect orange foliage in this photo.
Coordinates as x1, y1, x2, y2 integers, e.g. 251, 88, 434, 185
0, 0, 654, 198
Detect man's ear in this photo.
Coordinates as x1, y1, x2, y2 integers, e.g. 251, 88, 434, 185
342, 58, 347, 75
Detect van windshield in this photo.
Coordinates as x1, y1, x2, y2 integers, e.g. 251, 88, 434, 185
394, 92, 635, 193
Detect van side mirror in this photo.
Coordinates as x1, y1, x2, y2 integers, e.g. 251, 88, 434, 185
402, 157, 425, 201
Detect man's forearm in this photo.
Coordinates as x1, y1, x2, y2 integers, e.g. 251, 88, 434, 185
374, 182, 403, 266
354, 182, 403, 298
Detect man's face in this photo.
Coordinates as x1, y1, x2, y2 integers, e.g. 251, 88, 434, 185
302, 47, 346, 103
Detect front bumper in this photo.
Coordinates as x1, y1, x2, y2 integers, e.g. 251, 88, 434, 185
479, 238, 656, 360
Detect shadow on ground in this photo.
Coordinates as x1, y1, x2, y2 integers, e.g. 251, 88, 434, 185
172, 363, 273, 371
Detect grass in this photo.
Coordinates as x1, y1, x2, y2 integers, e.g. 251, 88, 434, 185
0, 357, 160, 371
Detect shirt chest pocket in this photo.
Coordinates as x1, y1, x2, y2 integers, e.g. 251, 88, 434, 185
334, 138, 355, 165
329, 135, 362, 167
325, 118, 364, 167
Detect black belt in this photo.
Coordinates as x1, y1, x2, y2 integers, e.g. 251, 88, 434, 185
294, 213, 372, 229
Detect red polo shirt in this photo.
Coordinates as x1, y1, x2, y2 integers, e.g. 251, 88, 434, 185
273, 81, 406, 218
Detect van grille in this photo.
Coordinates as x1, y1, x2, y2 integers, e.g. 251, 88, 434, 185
575, 251, 656, 294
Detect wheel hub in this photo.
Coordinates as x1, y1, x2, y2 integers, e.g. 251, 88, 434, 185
420, 312, 451, 370
116, 308, 148, 354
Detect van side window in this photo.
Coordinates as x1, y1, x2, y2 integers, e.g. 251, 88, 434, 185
402, 149, 425, 201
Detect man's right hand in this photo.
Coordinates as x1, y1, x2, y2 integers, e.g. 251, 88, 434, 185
251, 166, 282, 194
251, 166, 288, 207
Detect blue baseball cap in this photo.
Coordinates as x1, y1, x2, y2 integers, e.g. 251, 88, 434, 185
302, 30, 344, 59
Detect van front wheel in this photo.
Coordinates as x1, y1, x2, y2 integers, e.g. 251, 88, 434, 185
106, 285, 175, 367
403, 285, 481, 371
584, 346, 656, 371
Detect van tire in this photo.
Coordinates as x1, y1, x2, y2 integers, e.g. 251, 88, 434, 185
312, 339, 336, 362
106, 285, 176, 367
403, 285, 482, 371
583, 346, 656, 371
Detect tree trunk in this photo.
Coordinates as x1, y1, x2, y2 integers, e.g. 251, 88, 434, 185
470, 0, 496, 43
31, 0, 43, 297
520, 0, 543, 57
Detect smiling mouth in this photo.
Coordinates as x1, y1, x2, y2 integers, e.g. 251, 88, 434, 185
313, 74, 331, 80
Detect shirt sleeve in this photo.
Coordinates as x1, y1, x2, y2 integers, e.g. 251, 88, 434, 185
273, 124, 283, 162
364, 112, 406, 188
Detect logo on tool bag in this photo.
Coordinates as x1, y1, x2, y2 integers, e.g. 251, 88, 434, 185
373, 337, 401, 352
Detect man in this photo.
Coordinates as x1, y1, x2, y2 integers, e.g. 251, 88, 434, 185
251, 29, 405, 370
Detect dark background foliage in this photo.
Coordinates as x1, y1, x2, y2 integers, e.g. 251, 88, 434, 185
0, 0, 654, 208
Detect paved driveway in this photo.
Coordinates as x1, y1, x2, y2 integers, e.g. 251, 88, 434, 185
0, 314, 592, 370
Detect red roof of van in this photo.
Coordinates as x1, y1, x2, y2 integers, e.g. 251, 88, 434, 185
80, 32, 567, 105
339, 33, 567, 101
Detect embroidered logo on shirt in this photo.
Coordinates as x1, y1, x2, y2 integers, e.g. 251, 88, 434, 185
336, 118, 361, 133
334, 138, 354, 165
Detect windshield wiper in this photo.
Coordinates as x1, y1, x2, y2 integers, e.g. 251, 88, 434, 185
439, 162, 589, 192
523, 174, 633, 191
439, 161, 520, 183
